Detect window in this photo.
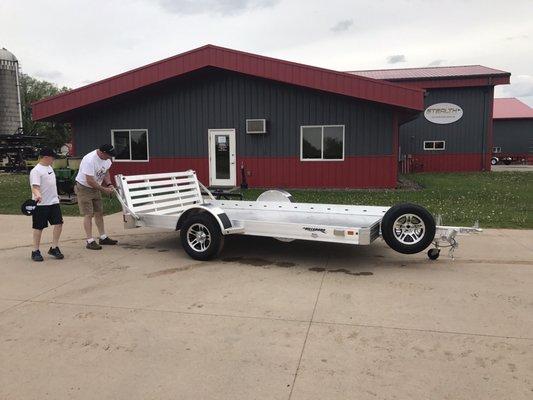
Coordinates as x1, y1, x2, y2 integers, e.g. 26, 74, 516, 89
111, 129, 149, 161
492, 146, 502, 153
423, 140, 446, 151
301, 125, 344, 161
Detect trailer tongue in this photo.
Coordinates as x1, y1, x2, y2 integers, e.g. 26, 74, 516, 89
115, 170, 481, 261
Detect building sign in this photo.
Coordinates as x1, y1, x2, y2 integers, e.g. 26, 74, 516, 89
424, 103, 463, 124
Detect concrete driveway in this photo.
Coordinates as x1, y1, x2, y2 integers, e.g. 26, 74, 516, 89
0, 213, 532, 400
491, 164, 533, 172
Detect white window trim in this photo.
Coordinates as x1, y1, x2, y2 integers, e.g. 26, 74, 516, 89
300, 125, 345, 161
111, 129, 150, 162
423, 140, 446, 151
492, 146, 502, 153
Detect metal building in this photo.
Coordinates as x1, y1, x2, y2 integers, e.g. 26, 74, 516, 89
349, 66, 511, 172
0, 48, 23, 135
32, 45, 425, 189
493, 98, 533, 164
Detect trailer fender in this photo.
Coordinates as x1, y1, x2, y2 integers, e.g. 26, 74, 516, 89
176, 205, 232, 234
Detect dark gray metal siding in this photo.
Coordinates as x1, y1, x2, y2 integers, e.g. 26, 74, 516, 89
493, 119, 533, 154
72, 68, 394, 158
399, 86, 493, 154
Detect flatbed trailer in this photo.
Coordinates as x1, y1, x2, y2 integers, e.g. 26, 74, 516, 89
115, 170, 481, 261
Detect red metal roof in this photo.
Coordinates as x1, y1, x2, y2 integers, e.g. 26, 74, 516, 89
32, 45, 425, 121
347, 65, 511, 89
348, 65, 510, 80
493, 98, 533, 119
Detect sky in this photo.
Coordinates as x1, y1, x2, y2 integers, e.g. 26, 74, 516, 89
1, 0, 532, 106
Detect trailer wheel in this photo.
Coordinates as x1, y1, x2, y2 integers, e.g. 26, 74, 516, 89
427, 248, 440, 260
503, 159, 511, 165
180, 213, 224, 261
490, 157, 498, 166
381, 203, 436, 254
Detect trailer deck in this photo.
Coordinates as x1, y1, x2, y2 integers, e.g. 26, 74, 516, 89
114, 170, 481, 260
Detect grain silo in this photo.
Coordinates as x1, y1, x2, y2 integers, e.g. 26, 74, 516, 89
0, 48, 23, 135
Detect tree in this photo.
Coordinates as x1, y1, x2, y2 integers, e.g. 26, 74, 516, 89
19, 73, 71, 151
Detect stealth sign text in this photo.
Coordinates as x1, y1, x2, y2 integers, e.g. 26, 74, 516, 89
424, 103, 463, 124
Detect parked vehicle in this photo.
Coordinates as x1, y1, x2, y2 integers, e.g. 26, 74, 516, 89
114, 170, 481, 261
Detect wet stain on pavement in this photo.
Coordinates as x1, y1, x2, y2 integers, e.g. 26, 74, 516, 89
157, 249, 169, 252
308, 267, 373, 276
222, 256, 295, 268
145, 263, 203, 278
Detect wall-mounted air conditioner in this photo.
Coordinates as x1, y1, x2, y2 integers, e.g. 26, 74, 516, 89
246, 119, 267, 134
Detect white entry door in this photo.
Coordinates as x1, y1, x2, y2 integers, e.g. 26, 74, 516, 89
208, 129, 236, 187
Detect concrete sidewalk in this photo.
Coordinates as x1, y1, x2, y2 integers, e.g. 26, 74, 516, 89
0, 213, 532, 399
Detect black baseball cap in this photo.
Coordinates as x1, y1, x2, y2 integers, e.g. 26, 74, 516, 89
39, 147, 59, 158
99, 144, 116, 157
21, 199, 37, 216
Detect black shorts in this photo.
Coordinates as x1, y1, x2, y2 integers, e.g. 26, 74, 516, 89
32, 204, 64, 230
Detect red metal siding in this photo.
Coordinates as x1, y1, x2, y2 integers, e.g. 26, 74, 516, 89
109, 156, 397, 189
405, 153, 484, 172
32, 45, 424, 121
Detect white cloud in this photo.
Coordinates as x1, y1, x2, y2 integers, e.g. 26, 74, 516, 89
157, 0, 279, 15
0, 0, 531, 99
387, 54, 406, 64
427, 59, 445, 67
330, 19, 353, 33
495, 75, 533, 107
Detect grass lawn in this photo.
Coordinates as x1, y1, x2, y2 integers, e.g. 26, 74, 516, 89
0, 171, 531, 228
0, 173, 122, 217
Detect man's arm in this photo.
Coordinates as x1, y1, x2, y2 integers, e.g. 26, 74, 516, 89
86, 175, 113, 194
102, 171, 113, 187
31, 185, 42, 203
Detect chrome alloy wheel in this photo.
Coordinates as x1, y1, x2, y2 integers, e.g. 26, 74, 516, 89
187, 223, 211, 252
392, 213, 426, 245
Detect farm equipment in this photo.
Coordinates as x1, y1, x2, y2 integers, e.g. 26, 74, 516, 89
53, 157, 81, 204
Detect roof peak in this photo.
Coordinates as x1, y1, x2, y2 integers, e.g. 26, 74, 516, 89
32, 44, 425, 121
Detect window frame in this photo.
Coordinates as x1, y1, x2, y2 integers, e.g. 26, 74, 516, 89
492, 146, 502, 153
423, 140, 446, 151
110, 129, 150, 162
300, 125, 345, 161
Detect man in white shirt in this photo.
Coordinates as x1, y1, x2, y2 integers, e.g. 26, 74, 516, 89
29, 148, 64, 262
75, 144, 118, 250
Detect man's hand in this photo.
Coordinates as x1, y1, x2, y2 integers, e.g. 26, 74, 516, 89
102, 186, 114, 195
35, 195, 42, 203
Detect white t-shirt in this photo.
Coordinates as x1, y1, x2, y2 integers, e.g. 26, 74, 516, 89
76, 150, 112, 187
29, 164, 59, 206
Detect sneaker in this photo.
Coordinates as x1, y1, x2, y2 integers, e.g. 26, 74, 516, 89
31, 250, 44, 262
86, 241, 102, 250
48, 247, 64, 259
99, 237, 118, 245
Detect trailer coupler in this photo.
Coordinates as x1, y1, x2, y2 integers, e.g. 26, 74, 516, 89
430, 218, 482, 260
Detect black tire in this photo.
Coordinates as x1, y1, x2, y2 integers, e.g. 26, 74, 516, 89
503, 159, 511, 165
427, 248, 440, 260
180, 213, 224, 261
381, 203, 436, 255
490, 157, 498, 166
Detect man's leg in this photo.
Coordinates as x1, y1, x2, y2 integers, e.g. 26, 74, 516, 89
93, 197, 117, 245
94, 211, 105, 237
83, 215, 93, 240
33, 229, 43, 251
52, 224, 62, 248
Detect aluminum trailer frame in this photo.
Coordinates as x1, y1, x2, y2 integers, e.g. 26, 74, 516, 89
114, 170, 480, 259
